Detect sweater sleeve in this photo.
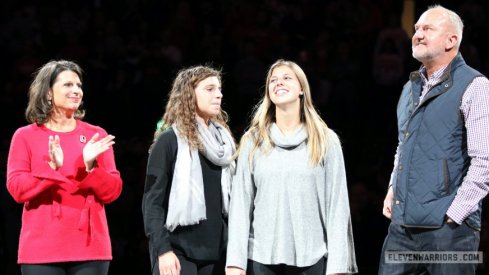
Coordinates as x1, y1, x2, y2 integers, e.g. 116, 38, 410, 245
142, 130, 177, 260
6, 128, 73, 203
323, 130, 358, 274
77, 145, 123, 203
226, 137, 255, 270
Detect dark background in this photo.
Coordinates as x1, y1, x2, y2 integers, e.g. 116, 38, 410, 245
1, 0, 489, 274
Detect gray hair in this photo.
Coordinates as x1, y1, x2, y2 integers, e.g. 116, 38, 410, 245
428, 4, 464, 48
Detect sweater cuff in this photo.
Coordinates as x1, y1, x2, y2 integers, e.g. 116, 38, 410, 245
225, 257, 247, 271
150, 230, 172, 259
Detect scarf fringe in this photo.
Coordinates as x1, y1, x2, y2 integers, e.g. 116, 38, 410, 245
165, 216, 207, 232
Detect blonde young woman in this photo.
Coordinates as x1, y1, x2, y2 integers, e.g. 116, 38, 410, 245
226, 60, 357, 275
142, 65, 236, 275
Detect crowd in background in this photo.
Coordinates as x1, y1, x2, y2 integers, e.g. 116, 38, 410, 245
1, 0, 489, 274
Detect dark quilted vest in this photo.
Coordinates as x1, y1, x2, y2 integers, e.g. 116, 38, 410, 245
392, 54, 482, 230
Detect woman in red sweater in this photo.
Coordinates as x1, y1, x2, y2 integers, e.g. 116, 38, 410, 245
6, 60, 123, 275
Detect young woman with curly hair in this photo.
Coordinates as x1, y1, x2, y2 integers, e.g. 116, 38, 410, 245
142, 65, 236, 275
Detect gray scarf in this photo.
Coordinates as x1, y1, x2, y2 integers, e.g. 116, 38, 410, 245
165, 120, 236, 232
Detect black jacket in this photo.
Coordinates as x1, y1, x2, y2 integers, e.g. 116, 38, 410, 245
142, 129, 227, 264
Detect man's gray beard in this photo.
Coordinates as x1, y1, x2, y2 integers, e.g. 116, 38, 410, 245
412, 51, 433, 63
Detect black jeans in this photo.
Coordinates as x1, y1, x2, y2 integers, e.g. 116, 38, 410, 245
21, 261, 110, 275
247, 257, 326, 275
378, 222, 480, 275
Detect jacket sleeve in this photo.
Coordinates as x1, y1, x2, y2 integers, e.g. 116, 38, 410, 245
142, 131, 177, 260
323, 130, 358, 274
226, 137, 255, 270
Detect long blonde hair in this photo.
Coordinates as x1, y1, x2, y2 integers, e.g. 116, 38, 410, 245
150, 65, 229, 152
239, 59, 331, 166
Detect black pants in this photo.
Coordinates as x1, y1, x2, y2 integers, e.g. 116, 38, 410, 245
247, 257, 326, 275
21, 261, 110, 275
152, 254, 225, 275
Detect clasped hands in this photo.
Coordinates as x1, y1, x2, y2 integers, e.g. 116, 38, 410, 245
48, 133, 115, 171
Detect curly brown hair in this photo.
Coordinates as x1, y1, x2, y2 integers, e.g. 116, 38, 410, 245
151, 65, 230, 151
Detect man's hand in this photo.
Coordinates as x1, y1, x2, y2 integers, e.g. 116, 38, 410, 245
382, 186, 394, 219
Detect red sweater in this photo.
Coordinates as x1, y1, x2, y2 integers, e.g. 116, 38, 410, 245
6, 120, 123, 264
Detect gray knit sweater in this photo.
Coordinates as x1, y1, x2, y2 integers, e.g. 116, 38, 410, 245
226, 124, 357, 274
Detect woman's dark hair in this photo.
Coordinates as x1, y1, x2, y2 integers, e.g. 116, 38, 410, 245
25, 60, 85, 124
